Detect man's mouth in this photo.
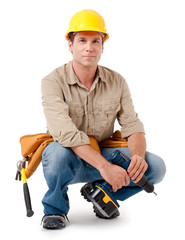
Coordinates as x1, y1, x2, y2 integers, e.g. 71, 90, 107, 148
83, 56, 96, 57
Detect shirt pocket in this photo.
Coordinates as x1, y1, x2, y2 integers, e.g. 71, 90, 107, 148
67, 102, 85, 129
95, 98, 120, 134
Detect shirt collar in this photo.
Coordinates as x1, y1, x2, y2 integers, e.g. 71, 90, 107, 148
66, 61, 106, 85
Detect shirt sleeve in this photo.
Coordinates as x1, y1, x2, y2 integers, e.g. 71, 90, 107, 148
41, 76, 90, 147
117, 78, 145, 138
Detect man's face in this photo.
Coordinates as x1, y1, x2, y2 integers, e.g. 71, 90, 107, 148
68, 31, 104, 69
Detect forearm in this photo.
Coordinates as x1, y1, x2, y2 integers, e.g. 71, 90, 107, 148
128, 132, 146, 158
127, 132, 148, 181
71, 144, 110, 171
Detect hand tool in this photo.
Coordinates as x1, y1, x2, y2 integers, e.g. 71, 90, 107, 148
15, 157, 34, 217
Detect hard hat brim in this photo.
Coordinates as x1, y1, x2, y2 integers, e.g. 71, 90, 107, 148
65, 30, 109, 41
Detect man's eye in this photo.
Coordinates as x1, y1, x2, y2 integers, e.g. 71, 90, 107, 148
93, 40, 100, 43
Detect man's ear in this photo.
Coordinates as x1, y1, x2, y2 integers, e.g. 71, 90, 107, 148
68, 40, 73, 53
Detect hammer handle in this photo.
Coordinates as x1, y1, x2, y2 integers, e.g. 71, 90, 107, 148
21, 168, 34, 217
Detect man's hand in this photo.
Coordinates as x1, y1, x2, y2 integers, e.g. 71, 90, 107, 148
127, 154, 148, 181
99, 162, 130, 192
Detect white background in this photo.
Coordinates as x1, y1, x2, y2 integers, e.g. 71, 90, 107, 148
0, 0, 185, 239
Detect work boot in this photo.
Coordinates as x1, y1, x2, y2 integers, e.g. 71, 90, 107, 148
42, 214, 68, 229
80, 182, 120, 219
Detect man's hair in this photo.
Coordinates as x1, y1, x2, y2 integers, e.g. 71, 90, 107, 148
68, 32, 78, 44
68, 32, 105, 45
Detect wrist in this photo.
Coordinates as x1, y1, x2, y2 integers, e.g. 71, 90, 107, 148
131, 153, 145, 159
96, 157, 111, 172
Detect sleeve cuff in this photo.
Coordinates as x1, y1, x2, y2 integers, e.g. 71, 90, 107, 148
53, 130, 90, 147
121, 123, 145, 138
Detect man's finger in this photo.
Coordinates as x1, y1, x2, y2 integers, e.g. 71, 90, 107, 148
135, 163, 148, 181
127, 155, 137, 173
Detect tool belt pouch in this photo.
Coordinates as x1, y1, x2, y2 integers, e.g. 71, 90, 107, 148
20, 133, 54, 178
19, 133, 101, 179
100, 130, 128, 148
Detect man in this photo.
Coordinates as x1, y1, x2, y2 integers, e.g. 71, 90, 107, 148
41, 9, 166, 229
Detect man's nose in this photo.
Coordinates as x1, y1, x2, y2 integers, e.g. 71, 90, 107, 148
85, 42, 93, 52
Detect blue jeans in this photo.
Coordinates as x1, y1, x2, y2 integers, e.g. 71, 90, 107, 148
42, 142, 166, 215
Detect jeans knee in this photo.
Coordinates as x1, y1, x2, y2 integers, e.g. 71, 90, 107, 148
42, 142, 72, 177
145, 152, 166, 184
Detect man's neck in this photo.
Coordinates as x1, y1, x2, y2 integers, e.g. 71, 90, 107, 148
72, 61, 98, 90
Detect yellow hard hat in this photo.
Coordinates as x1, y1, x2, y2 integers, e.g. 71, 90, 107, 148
66, 9, 109, 41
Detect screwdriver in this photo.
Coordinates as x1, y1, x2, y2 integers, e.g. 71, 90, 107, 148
110, 150, 157, 195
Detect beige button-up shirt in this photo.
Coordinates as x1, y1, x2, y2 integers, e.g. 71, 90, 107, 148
41, 61, 145, 147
